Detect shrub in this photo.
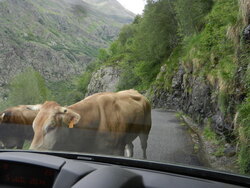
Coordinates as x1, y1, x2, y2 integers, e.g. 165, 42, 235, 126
5, 67, 52, 106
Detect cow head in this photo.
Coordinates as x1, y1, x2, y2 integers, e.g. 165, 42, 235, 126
0, 104, 42, 149
0, 104, 41, 124
29, 101, 80, 150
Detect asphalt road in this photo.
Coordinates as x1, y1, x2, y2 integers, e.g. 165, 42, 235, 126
132, 109, 202, 167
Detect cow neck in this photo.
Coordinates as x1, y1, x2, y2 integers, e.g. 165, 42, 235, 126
67, 100, 88, 114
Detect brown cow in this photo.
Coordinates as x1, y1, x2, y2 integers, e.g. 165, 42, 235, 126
0, 104, 41, 149
30, 90, 152, 158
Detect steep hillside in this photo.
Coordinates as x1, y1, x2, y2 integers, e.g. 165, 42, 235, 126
149, 0, 250, 174
0, 0, 133, 100
83, 0, 250, 174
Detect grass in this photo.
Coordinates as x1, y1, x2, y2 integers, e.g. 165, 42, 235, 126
203, 125, 217, 141
203, 124, 226, 157
175, 112, 184, 119
163, 46, 183, 91
237, 95, 250, 174
179, 0, 238, 88
213, 145, 225, 157
22, 140, 32, 150
218, 92, 229, 115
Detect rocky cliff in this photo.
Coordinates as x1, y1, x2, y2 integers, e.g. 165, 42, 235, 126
147, 0, 250, 173
151, 64, 224, 133
85, 66, 120, 96
149, 0, 249, 141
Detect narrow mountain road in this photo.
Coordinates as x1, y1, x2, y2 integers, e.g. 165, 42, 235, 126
132, 109, 202, 166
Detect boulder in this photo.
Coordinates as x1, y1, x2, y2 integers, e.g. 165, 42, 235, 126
85, 66, 120, 97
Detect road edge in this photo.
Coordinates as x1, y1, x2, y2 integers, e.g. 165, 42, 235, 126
179, 114, 240, 173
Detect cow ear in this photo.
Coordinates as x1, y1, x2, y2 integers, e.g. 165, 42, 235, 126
27, 104, 42, 111
66, 111, 81, 128
0, 113, 5, 122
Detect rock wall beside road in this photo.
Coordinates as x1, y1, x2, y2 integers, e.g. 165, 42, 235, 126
85, 66, 121, 97
149, 63, 239, 141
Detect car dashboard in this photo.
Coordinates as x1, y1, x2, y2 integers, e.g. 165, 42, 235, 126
0, 151, 249, 188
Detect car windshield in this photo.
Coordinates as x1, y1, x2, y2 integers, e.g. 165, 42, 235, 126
0, 0, 249, 178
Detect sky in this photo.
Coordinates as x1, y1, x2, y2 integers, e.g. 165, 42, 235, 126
117, 0, 146, 15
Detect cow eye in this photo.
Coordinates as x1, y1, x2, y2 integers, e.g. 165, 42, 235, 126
64, 109, 67, 113
45, 124, 56, 134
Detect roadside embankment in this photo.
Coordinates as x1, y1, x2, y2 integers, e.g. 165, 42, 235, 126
180, 114, 239, 173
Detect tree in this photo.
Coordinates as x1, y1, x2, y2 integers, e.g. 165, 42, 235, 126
174, 0, 213, 36
97, 48, 109, 62
118, 24, 136, 46
6, 67, 52, 106
134, 0, 178, 62
130, 0, 179, 87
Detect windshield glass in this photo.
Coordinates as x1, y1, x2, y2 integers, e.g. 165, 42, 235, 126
0, 0, 249, 178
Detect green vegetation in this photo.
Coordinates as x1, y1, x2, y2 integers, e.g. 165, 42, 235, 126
82, 0, 249, 174
203, 124, 226, 157
52, 60, 102, 104
0, 68, 52, 110
88, 0, 214, 92
237, 92, 250, 174
160, 46, 183, 91
47, 79, 76, 106
88, 0, 181, 91
236, 30, 250, 173
180, 0, 238, 81
175, 0, 248, 173
174, 0, 213, 36
204, 124, 217, 141
23, 140, 31, 150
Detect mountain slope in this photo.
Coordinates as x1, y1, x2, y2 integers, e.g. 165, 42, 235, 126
0, 0, 133, 96
84, 0, 135, 21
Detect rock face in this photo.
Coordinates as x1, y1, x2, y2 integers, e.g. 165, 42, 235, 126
243, 25, 250, 42
150, 64, 237, 141
85, 66, 120, 96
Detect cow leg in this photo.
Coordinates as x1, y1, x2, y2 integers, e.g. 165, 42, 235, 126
112, 146, 125, 157
16, 139, 25, 149
124, 143, 134, 158
139, 133, 148, 159
0, 141, 5, 149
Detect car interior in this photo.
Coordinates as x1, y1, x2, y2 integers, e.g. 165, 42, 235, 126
0, 151, 249, 188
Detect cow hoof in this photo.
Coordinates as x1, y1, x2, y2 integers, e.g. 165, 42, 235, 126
124, 148, 132, 157
124, 146, 132, 158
